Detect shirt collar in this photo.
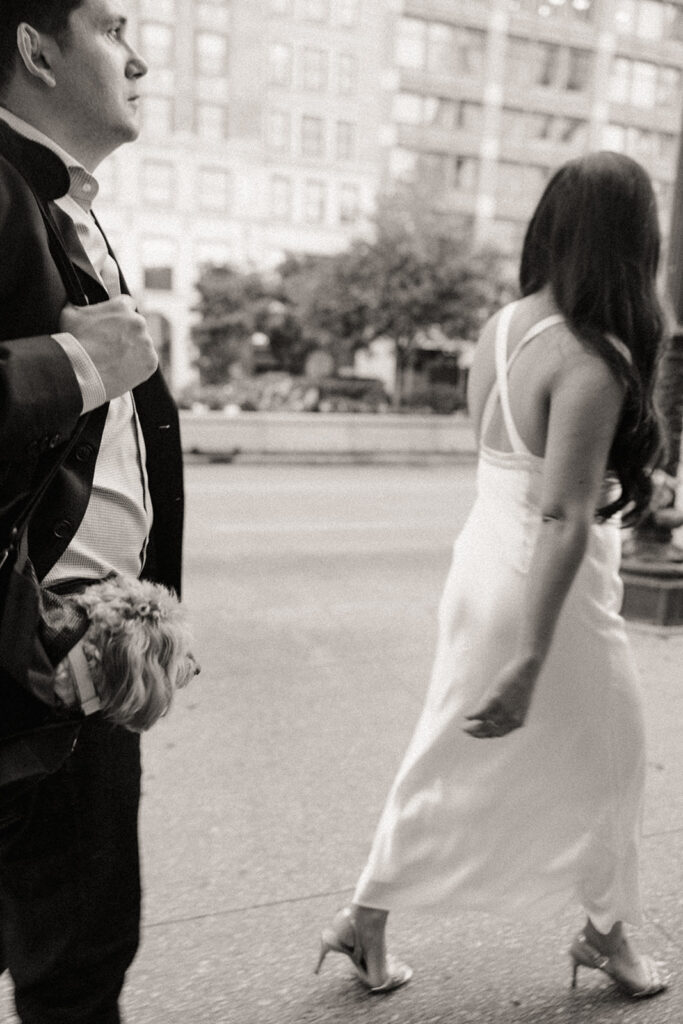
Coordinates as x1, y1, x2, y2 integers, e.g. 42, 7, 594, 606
0, 107, 99, 208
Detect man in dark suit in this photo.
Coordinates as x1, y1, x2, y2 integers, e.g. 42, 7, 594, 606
0, 2, 184, 1021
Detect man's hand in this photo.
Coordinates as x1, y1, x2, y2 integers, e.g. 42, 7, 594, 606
59, 296, 158, 401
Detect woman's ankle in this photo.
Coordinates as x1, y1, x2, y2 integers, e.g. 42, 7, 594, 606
352, 904, 388, 921
585, 918, 625, 954
351, 904, 388, 937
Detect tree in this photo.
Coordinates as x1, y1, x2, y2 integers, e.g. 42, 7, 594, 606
284, 190, 514, 404
192, 264, 309, 383
192, 189, 513, 399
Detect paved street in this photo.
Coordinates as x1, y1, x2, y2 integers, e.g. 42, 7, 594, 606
2, 461, 683, 1023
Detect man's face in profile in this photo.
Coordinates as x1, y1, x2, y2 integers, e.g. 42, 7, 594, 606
52, 0, 147, 164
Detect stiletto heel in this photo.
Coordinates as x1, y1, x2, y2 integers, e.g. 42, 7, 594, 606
569, 930, 667, 999
570, 959, 579, 989
314, 938, 331, 976
314, 907, 412, 993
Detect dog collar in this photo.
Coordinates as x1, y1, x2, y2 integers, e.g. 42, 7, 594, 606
67, 641, 102, 716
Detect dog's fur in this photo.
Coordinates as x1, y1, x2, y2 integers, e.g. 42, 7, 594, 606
54, 576, 198, 732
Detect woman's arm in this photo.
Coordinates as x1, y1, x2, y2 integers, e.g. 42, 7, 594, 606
465, 340, 626, 738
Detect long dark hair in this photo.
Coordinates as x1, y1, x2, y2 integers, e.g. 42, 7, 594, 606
520, 150, 665, 523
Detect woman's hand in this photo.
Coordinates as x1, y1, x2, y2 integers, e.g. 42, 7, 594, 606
463, 657, 540, 739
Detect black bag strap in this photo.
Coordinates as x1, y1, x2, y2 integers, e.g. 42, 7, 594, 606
0, 186, 94, 569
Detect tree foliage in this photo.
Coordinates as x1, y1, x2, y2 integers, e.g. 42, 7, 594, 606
192, 265, 308, 383
192, 188, 514, 393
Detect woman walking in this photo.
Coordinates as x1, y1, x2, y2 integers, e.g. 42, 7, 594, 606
316, 152, 668, 999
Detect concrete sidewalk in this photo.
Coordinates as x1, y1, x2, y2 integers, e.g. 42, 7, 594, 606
124, 625, 683, 1024
1, 463, 682, 1024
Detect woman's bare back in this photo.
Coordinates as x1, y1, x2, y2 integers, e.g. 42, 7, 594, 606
468, 290, 621, 460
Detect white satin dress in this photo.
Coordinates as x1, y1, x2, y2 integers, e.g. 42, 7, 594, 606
353, 303, 646, 932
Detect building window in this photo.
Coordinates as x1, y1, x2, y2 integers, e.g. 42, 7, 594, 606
453, 155, 479, 192
496, 161, 548, 201
142, 238, 175, 292
603, 123, 677, 165
302, 0, 328, 22
144, 266, 174, 291
631, 60, 658, 107
485, 218, 527, 256
267, 110, 291, 152
615, 0, 683, 41
303, 179, 326, 223
335, 0, 360, 25
270, 175, 292, 220
393, 92, 473, 132
198, 168, 231, 211
390, 148, 451, 191
501, 108, 588, 147
337, 53, 358, 94
336, 121, 356, 161
658, 66, 681, 107
141, 96, 174, 138
506, 38, 591, 93
339, 183, 360, 223
196, 2, 230, 30
196, 103, 229, 140
301, 115, 325, 158
566, 48, 591, 91
508, 0, 593, 20
140, 22, 174, 68
302, 48, 328, 91
389, 147, 418, 182
269, 42, 292, 86
396, 17, 426, 69
420, 152, 451, 193
196, 32, 229, 77
458, 101, 482, 131
396, 18, 485, 79
609, 57, 681, 108
140, 0, 174, 19
393, 92, 423, 125
142, 160, 175, 205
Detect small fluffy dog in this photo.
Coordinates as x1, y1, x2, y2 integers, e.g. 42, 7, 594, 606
53, 576, 199, 732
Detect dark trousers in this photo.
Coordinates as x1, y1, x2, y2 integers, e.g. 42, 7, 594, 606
0, 715, 141, 1023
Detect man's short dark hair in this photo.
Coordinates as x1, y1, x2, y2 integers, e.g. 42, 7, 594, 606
0, 1, 84, 95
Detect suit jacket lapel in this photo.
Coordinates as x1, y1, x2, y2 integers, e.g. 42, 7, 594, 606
49, 202, 110, 305
90, 210, 130, 296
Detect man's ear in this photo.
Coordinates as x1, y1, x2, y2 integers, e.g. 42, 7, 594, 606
16, 23, 57, 88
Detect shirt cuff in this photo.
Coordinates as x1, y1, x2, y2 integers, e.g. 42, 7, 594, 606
52, 332, 107, 413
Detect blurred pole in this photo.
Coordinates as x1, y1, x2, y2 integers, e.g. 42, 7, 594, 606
627, 103, 683, 562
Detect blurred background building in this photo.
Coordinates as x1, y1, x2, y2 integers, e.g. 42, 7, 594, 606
96, 0, 683, 391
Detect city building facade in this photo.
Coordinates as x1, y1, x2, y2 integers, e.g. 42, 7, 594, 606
95, 0, 683, 390
96, 0, 388, 389
386, 0, 683, 256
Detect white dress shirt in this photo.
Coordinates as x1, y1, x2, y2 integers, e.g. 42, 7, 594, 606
0, 107, 153, 587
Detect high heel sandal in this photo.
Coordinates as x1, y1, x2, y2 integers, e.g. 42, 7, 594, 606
569, 930, 667, 999
314, 907, 413, 993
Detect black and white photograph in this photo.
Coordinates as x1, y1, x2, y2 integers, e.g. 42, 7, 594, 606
1, 1, 683, 1022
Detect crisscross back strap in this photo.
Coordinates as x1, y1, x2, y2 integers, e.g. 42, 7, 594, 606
480, 304, 565, 455
479, 308, 631, 456
479, 303, 515, 445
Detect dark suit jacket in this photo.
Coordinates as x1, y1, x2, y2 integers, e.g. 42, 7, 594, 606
0, 119, 184, 775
